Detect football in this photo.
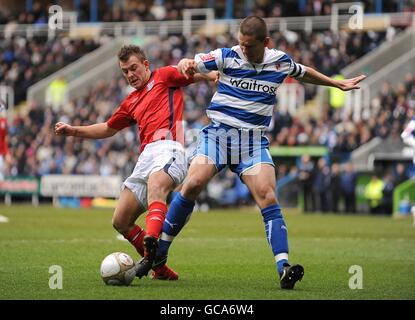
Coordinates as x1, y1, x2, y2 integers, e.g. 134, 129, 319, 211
100, 252, 136, 286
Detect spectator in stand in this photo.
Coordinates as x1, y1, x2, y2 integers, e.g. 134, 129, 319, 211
382, 173, 395, 215
330, 162, 342, 213
312, 157, 331, 212
329, 74, 346, 118
298, 154, 315, 212
393, 163, 409, 186
46, 77, 68, 112
364, 174, 385, 215
340, 162, 357, 213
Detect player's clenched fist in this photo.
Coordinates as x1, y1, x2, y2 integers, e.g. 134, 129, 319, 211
55, 122, 76, 136
177, 58, 197, 79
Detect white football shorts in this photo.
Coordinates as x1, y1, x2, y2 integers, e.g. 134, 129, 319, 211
122, 140, 187, 210
0, 155, 4, 180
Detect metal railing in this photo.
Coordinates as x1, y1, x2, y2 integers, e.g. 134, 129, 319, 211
0, 11, 78, 40
350, 137, 382, 171
182, 8, 215, 36
277, 84, 305, 116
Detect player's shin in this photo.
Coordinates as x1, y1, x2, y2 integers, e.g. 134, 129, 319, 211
145, 201, 168, 238
261, 204, 289, 274
157, 193, 195, 259
124, 224, 146, 256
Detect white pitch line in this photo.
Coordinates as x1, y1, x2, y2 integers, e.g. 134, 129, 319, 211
116, 234, 128, 241
0, 238, 114, 244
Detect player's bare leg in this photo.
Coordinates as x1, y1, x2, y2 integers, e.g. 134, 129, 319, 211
241, 163, 277, 208
112, 188, 146, 253
136, 169, 175, 278
113, 188, 178, 280
181, 156, 218, 200
155, 156, 217, 272
242, 164, 304, 289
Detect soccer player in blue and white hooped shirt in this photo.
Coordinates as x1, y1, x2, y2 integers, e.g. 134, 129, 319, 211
401, 115, 415, 165
154, 16, 366, 289
401, 116, 415, 224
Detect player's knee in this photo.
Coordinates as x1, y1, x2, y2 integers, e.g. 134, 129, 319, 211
182, 176, 206, 198
111, 216, 121, 232
147, 182, 170, 202
256, 186, 276, 207
112, 215, 128, 235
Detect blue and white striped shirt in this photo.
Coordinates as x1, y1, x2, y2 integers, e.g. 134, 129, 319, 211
401, 116, 415, 162
195, 45, 306, 130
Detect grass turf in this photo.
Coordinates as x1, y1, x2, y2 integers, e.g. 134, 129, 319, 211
0, 205, 414, 300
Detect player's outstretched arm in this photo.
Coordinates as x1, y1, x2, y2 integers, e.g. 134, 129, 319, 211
193, 71, 219, 83
54, 122, 118, 139
299, 66, 366, 91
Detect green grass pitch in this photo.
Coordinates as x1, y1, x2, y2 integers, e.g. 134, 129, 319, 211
0, 205, 414, 300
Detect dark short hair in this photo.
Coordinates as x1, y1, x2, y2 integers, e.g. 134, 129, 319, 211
117, 45, 147, 62
239, 16, 268, 41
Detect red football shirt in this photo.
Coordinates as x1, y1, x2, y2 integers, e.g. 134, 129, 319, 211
107, 66, 194, 153
0, 117, 8, 156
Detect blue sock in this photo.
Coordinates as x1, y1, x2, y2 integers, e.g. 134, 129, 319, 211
157, 193, 195, 258
261, 204, 289, 274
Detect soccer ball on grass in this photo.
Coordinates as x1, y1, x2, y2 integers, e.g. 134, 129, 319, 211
100, 252, 136, 286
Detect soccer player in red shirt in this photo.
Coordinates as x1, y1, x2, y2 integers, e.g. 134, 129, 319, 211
55, 45, 217, 280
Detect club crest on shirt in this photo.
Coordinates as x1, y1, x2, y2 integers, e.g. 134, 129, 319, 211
275, 63, 281, 70
200, 53, 215, 62
147, 80, 154, 91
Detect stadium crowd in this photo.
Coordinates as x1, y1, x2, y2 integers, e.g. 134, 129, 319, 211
146, 28, 396, 120
1, 9, 414, 213
1, 0, 413, 24
270, 72, 415, 152
0, 35, 101, 104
